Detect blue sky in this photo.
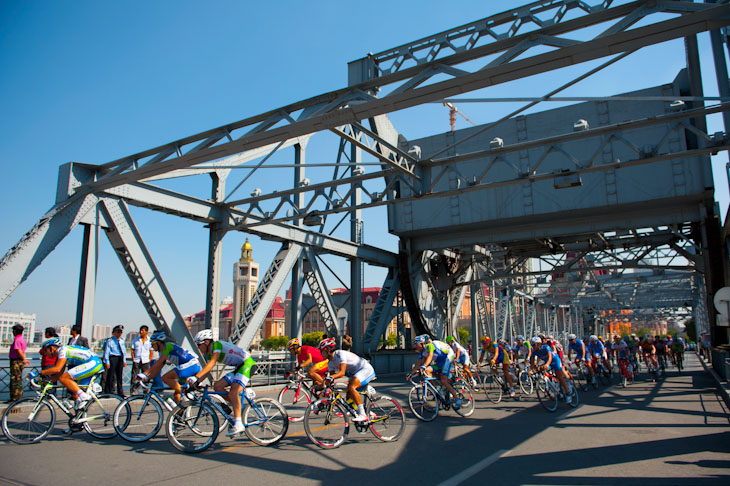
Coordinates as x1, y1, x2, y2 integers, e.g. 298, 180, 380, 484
1, 1, 728, 330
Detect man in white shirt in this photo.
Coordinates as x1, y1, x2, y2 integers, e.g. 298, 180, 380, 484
131, 325, 153, 391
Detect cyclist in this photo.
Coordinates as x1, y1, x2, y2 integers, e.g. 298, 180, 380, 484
613, 335, 632, 378
587, 335, 607, 375
671, 335, 686, 370
186, 329, 255, 436
137, 332, 201, 404
640, 335, 657, 370
480, 336, 516, 398
408, 334, 462, 410
530, 336, 572, 403
512, 335, 532, 373
654, 335, 668, 371
28, 338, 103, 409
567, 334, 595, 385
287, 337, 328, 389
445, 335, 475, 386
319, 337, 376, 422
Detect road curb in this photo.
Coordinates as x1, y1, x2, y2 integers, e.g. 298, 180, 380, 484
697, 352, 730, 409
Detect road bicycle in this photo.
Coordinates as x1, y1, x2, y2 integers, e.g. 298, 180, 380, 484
646, 358, 658, 383
165, 384, 288, 453
407, 369, 474, 422
452, 362, 487, 400
277, 368, 320, 422
570, 360, 596, 392
112, 381, 229, 442
617, 358, 635, 387
480, 363, 520, 403
303, 378, 406, 449
514, 361, 534, 396
590, 356, 612, 386
1, 374, 124, 444
534, 368, 578, 412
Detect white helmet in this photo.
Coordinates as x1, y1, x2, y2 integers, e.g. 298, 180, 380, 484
530, 336, 542, 346
194, 329, 214, 344
567, 334, 577, 341
589, 335, 598, 342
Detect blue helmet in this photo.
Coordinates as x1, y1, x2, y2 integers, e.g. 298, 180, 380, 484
413, 334, 430, 345
41, 337, 61, 349
150, 332, 168, 343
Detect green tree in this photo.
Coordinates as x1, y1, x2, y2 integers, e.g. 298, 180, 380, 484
684, 319, 697, 341
457, 327, 470, 344
302, 332, 325, 347
385, 333, 398, 348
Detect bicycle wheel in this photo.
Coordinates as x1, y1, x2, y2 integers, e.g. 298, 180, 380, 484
536, 379, 558, 412
303, 398, 349, 449
165, 401, 219, 453
1, 397, 56, 444
453, 382, 475, 417
277, 383, 312, 423
597, 365, 611, 386
83, 394, 123, 439
518, 370, 534, 395
407, 384, 439, 422
114, 394, 163, 442
243, 397, 288, 446
367, 395, 405, 442
483, 374, 503, 403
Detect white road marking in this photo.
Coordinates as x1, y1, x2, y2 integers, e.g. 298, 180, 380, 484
437, 449, 510, 486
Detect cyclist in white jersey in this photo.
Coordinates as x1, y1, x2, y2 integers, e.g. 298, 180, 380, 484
188, 330, 256, 436
318, 338, 376, 422
446, 336, 476, 386
29, 338, 103, 409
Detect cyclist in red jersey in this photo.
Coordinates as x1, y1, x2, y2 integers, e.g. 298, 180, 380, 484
287, 338, 329, 387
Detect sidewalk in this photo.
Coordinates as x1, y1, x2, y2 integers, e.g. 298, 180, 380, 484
697, 351, 730, 408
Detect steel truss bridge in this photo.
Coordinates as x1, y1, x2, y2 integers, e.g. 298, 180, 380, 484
2, 0, 730, 363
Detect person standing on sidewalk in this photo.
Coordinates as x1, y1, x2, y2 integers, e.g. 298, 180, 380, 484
9, 324, 30, 401
130, 325, 152, 391
103, 325, 127, 397
68, 324, 89, 348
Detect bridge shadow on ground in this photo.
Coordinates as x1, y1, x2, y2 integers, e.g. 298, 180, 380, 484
111, 358, 730, 485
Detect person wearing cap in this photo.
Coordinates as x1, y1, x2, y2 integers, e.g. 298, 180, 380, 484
103, 325, 127, 396
9, 324, 29, 401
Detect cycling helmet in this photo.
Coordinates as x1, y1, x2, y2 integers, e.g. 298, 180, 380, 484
445, 336, 455, 343
150, 332, 168, 343
567, 334, 576, 341
589, 335, 598, 342
516, 335, 524, 341
287, 338, 301, 349
413, 334, 430, 345
530, 336, 542, 346
613, 335, 621, 340
482, 336, 491, 344
318, 338, 337, 352
497, 337, 506, 346
194, 329, 214, 344
41, 337, 61, 349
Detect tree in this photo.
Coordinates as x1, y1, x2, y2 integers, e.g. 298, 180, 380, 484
385, 333, 398, 348
457, 327, 470, 344
260, 335, 288, 350
302, 332, 325, 347
684, 319, 697, 341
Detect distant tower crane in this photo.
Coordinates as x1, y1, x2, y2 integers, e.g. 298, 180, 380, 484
443, 101, 477, 131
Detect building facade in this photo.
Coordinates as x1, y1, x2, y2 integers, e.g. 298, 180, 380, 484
0, 311, 36, 344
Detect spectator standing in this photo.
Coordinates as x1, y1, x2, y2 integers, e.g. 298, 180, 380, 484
103, 325, 127, 397
68, 324, 90, 348
131, 325, 153, 390
9, 324, 29, 401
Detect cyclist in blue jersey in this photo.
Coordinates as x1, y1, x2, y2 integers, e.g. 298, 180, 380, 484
587, 335, 606, 370
187, 329, 256, 436
567, 334, 595, 385
530, 336, 572, 403
28, 338, 103, 409
407, 334, 461, 410
138, 332, 201, 404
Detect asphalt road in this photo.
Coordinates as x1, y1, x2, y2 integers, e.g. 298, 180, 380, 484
1, 353, 728, 486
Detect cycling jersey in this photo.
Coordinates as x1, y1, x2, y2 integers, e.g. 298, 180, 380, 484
296, 345, 325, 366
640, 342, 655, 354
587, 341, 605, 356
568, 340, 587, 360
421, 341, 455, 363
535, 344, 563, 371
58, 345, 103, 384
614, 341, 630, 360
209, 340, 250, 367
449, 341, 470, 365
162, 342, 201, 379
328, 350, 375, 387
654, 339, 667, 353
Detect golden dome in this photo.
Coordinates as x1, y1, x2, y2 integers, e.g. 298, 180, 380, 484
241, 237, 253, 262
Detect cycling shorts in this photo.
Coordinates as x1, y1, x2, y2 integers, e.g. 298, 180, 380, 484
68, 357, 103, 385
353, 363, 376, 387
494, 352, 511, 366
310, 360, 329, 377
174, 358, 202, 380
549, 355, 564, 372
457, 353, 470, 366
223, 356, 255, 387
430, 357, 453, 378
